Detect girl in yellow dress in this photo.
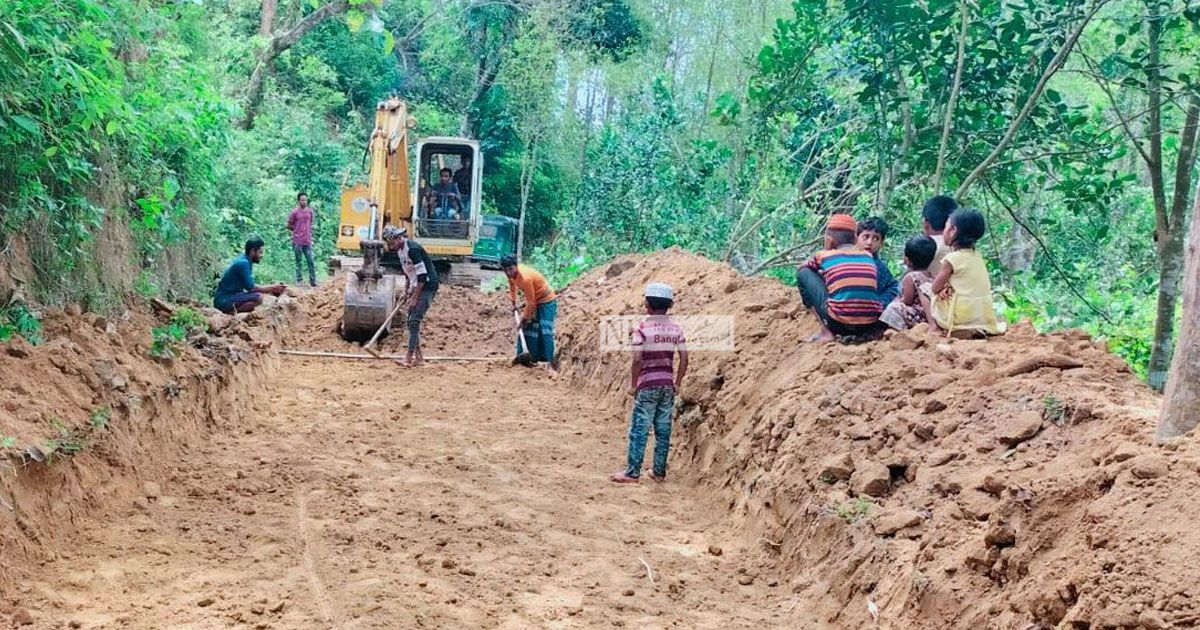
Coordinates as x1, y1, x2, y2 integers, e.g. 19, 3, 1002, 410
921, 209, 1006, 336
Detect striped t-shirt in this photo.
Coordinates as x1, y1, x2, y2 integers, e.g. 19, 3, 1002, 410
632, 315, 686, 391
804, 247, 882, 325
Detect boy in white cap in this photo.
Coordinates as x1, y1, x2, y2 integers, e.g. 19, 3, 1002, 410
610, 282, 689, 484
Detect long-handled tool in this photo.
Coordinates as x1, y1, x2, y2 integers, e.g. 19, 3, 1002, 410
363, 288, 412, 367
512, 309, 535, 367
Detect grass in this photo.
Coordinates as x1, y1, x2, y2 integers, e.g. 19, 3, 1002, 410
1043, 394, 1068, 426
44, 416, 86, 459
834, 498, 873, 522
90, 406, 111, 429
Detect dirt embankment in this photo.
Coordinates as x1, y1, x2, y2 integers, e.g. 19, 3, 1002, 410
0, 295, 293, 588
557, 248, 1197, 629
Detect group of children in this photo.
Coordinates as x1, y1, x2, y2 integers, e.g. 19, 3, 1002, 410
609, 195, 1005, 483
799, 195, 1005, 342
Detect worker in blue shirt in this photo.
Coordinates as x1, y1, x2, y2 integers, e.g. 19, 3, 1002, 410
214, 236, 285, 314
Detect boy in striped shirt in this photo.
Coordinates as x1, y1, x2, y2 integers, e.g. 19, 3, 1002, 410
610, 283, 689, 484
796, 214, 883, 342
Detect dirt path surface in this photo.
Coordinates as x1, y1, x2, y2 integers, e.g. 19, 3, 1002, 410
11, 357, 812, 629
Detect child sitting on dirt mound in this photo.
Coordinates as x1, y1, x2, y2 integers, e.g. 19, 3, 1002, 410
610, 283, 689, 484
922, 209, 1006, 336
922, 195, 958, 275
855, 216, 899, 305
879, 234, 937, 330
796, 214, 883, 343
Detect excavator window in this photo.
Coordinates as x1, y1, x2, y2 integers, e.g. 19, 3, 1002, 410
417, 148, 475, 240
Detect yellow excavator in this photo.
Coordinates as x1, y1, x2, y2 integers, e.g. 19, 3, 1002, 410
333, 97, 485, 341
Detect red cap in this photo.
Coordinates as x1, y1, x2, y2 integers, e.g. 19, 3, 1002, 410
827, 214, 857, 233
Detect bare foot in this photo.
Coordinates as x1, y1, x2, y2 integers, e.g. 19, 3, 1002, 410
648, 472, 666, 483
608, 472, 639, 484
805, 331, 834, 343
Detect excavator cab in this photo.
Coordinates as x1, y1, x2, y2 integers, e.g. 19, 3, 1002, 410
413, 138, 481, 248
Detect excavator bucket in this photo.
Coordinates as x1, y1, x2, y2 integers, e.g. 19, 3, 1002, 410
341, 240, 401, 342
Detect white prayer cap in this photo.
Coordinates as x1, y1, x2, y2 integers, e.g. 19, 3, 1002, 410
645, 282, 673, 300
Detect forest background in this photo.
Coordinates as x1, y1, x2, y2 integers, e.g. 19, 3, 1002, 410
2, 0, 1199, 390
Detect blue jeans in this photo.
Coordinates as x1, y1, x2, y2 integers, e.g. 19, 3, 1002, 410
624, 386, 675, 478
516, 299, 557, 363
293, 244, 315, 285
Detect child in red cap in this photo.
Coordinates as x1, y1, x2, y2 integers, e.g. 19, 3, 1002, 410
796, 214, 883, 342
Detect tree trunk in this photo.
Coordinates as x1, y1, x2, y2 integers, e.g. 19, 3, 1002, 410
517, 143, 537, 260
1147, 94, 1200, 390
933, 0, 970, 193
260, 0, 277, 36
1159, 183, 1200, 439
460, 57, 501, 138
1148, 240, 1185, 390
242, 0, 350, 130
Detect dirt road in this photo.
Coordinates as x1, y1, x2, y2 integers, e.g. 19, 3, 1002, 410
12, 357, 812, 629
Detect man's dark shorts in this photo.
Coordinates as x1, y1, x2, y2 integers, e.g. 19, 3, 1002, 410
215, 291, 259, 314
796, 267, 879, 337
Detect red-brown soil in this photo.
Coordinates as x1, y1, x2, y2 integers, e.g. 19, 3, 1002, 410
556, 248, 1197, 629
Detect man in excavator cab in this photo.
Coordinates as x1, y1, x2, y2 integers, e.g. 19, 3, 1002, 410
425, 167, 462, 221
382, 226, 439, 367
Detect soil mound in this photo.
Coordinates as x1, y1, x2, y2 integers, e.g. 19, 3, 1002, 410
557, 248, 1197, 629
287, 277, 512, 357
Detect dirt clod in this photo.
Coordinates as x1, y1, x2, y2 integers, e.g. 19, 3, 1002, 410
1130, 455, 1168, 479
997, 412, 1043, 446
850, 462, 890, 498
818, 453, 855, 482
873, 509, 922, 537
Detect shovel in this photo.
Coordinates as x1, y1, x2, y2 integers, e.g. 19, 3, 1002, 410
512, 309, 535, 367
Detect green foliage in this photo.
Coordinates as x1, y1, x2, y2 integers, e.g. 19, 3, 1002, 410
0, 0, 1192, 383
149, 324, 188, 359
1043, 395, 1067, 426
0, 435, 14, 449
169, 307, 208, 332
44, 416, 85, 457
834, 498, 873, 522
0, 303, 43, 345
89, 406, 112, 430
149, 306, 207, 358
565, 0, 647, 62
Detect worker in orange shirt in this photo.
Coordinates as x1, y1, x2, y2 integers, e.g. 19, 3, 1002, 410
501, 255, 558, 370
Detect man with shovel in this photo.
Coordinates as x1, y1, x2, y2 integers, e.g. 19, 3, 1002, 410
501, 255, 557, 370
383, 226, 438, 367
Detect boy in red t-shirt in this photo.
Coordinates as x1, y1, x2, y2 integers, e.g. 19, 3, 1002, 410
610, 283, 689, 484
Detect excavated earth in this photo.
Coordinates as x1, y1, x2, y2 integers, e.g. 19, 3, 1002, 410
0, 249, 1196, 629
